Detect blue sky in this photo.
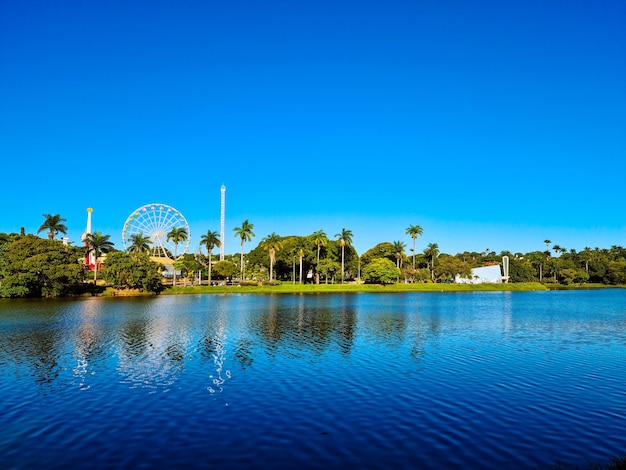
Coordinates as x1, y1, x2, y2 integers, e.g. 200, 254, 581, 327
1, 0, 625, 256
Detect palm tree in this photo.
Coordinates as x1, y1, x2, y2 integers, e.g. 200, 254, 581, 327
544, 239, 552, 252
335, 228, 353, 284
200, 230, 221, 285
312, 230, 328, 284
127, 233, 151, 253
233, 220, 255, 280
405, 224, 423, 272
38, 214, 68, 240
167, 227, 189, 286
260, 232, 283, 281
392, 240, 406, 269
424, 243, 439, 282
294, 236, 308, 284
84, 232, 114, 283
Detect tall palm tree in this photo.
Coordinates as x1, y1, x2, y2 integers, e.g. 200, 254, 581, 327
260, 232, 283, 281
335, 228, 353, 284
200, 230, 221, 285
424, 243, 439, 282
312, 230, 328, 284
392, 240, 406, 269
84, 232, 114, 283
294, 236, 308, 284
544, 239, 552, 252
167, 227, 189, 286
38, 214, 68, 240
233, 220, 255, 280
127, 233, 151, 253
405, 224, 423, 271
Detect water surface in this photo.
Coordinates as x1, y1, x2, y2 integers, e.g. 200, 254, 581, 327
1, 290, 625, 469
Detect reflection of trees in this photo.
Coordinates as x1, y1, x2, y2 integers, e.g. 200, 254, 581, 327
234, 339, 254, 369
371, 313, 408, 347
337, 296, 357, 355
251, 294, 358, 356
119, 318, 150, 358
2, 328, 62, 387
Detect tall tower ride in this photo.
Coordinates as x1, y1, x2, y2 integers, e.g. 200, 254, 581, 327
81, 208, 94, 267
220, 185, 226, 261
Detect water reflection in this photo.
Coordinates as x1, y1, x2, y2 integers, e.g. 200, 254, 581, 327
2, 291, 626, 393
72, 299, 107, 391
199, 308, 232, 394
1, 292, 626, 469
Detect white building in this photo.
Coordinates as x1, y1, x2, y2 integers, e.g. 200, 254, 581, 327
455, 265, 503, 284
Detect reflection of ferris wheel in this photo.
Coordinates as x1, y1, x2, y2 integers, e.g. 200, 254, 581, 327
122, 203, 191, 260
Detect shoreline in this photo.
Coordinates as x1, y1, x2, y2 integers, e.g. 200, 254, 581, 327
103, 282, 624, 297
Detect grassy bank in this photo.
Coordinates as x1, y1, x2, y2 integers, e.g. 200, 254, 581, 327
162, 282, 549, 295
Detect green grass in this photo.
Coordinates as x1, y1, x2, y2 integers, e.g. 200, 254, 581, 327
163, 282, 549, 295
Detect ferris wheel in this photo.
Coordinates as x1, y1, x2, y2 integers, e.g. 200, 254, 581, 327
122, 203, 191, 260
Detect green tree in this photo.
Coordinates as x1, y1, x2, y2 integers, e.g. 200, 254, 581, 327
0, 235, 84, 297
200, 230, 221, 284
294, 236, 308, 284
544, 239, 552, 252
312, 230, 328, 284
317, 258, 341, 284
362, 258, 401, 285
127, 233, 151, 253
360, 242, 396, 267
233, 220, 255, 280
212, 260, 238, 280
434, 255, 472, 283
335, 228, 353, 284
167, 226, 189, 286
102, 251, 164, 293
84, 231, 115, 284
405, 224, 423, 273
423, 243, 440, 282
260, 232, 283, 281
392, 240, 406, 269
37, 214, 68, 241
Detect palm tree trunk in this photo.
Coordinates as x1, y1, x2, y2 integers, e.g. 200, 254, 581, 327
341, 245, 345, 284
240, 241, 245, 280
316, 246, 320, 284
208, 252, 213, 284
269, 256, 274, 282
299, 256, 303, 284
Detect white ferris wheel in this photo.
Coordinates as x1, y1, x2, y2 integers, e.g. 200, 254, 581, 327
122, 203, 191, 260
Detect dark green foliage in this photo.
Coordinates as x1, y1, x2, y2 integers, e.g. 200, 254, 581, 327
101, 251, 164, 293
362, 258, 401, 284
0, 235, 84, 297
212, 260, 238, 279
434, 255, 472, 282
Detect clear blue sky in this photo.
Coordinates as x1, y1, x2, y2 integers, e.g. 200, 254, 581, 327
1, 0, 625, 256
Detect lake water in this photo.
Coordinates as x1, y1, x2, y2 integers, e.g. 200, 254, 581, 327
0, 290, 624, 469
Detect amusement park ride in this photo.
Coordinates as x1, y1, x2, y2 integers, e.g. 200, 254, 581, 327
81, 208, 95, 270
122, 203, 191, 261
81, 186, 225, 270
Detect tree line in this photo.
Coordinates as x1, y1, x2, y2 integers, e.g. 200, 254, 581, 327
1, 214, 625, 297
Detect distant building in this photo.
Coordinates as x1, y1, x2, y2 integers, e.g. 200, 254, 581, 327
456, 265, 503, 284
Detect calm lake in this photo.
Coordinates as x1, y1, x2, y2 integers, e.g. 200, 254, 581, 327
1, 290, 625, 469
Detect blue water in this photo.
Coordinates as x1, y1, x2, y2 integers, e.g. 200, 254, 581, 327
0, 290, 624, 469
